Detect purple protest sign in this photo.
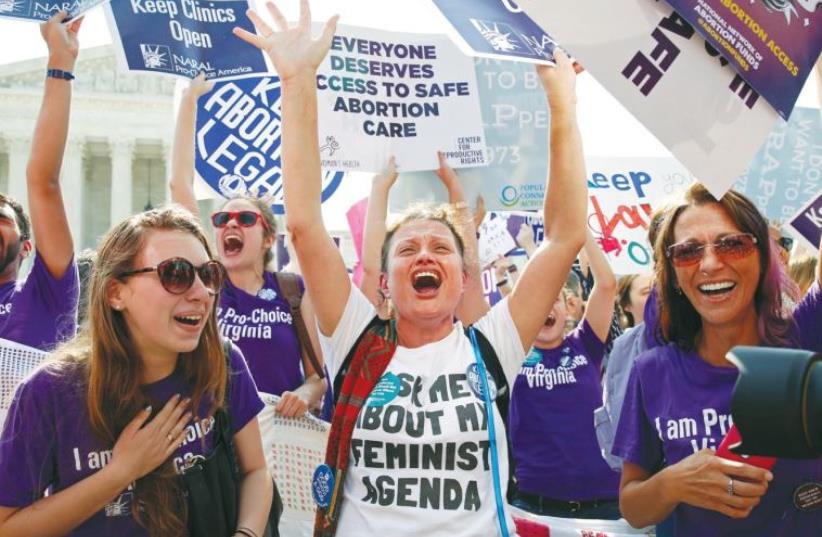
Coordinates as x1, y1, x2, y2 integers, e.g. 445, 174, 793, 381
664, 0, 822, 120
789, 192, 822, 251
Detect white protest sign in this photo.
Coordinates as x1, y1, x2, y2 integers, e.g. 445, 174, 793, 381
258, 393, 329, 537
517, 0, 782, 198
477, 213, 518, 269
316, 24, 488, 172
0, 0, 106, 22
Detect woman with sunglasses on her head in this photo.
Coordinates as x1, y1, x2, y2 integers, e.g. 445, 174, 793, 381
169, 74, 326, 419
0, 207, 272, 536
612, 184, 822, 535
233, 2, 587, 535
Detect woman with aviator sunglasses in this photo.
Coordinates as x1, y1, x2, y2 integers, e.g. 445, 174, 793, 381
169, 74, 326, 419
612, 184, 822, 535
0, 207, 272, 536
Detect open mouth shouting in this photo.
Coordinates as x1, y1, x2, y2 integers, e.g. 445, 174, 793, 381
222, 233, 244, 257
411, 269, 442, 297
544, 313, 557, 327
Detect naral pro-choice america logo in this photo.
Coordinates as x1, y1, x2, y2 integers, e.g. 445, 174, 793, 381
1, 0, 103, 19
140, 44, 173, 71
0, 0, 23, 15
196, 76, 344, 215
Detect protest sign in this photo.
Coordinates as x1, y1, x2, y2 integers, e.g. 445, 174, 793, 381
733, 106, 822, 222
393, 57, 550, 211
0, 0, 106, 22
397, 156, 693, 274
192, 76, 347, 214
788, 191, 822, 251
106, 0, 267, 80
257, 393, 329, 537
517, 0, 782, 198
477, 213, 518, 268
315, 24, 488, 172
432, 0, 557, 63
665, 0, 822, 120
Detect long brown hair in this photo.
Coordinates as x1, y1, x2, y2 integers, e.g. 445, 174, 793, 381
53, 206, 226, 536
617, 274, 640, 329
654, 184, 797, 349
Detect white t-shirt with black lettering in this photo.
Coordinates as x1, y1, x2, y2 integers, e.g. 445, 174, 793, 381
320, 286, 525, 537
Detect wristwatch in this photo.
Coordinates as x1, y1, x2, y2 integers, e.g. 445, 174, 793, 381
46, 69, 75, 81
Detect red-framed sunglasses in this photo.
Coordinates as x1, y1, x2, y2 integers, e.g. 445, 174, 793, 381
118, 257, 226, 295
210, 210, 269, 230
666, 233, 758, 268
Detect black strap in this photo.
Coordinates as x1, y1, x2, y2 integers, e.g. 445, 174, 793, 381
274, 272, 325, 379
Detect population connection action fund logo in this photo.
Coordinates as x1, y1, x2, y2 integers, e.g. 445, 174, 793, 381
499, 185, 520, 208
195, 76, 344, 215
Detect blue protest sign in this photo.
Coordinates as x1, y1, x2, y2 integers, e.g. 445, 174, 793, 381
106, 0, 267, 80
665, 0, 822, 120
432, 0, 557, 63
733, 107, 822, 222
194, 76, 345, 214
0, 0, 106, 22
789, 192, 822, 251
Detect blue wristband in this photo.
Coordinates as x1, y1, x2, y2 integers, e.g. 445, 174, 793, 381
46, 69, 75, 81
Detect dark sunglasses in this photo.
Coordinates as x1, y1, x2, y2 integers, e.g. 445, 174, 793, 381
777, 236, 794, 252
210, 211, 269, 230
666, 233, 758, 267
118, 258, 226, 295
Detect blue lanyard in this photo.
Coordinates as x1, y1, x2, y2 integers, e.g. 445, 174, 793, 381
468, 328, 510, 537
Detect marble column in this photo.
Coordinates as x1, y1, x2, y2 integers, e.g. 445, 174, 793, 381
5, 136, 31, 210
110, 138, 135, 225
62, 138, 85, 245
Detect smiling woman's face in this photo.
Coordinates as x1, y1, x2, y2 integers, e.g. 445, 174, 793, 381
670, 203, 761, 332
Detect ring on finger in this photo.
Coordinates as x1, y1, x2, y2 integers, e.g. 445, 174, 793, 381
727, 478, 735, 496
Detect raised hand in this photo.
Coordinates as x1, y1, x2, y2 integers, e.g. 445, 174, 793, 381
372, 156, 399, 191
435, 151, 460, 191
108, 395, 192, 483
233, 0, 338, 82
183, 72, 216, 101
516, 223, 535, 249
537, 48, 577, 111
670, 449, 771, 519
40, 11, 83, 71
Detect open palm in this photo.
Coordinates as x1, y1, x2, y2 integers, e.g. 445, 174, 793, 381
234, 0, 338, 82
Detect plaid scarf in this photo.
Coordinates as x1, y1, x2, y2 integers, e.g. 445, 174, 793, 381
314, 318, 397, 536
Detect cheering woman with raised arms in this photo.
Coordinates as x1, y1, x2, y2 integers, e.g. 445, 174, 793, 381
234, 2, 588, 535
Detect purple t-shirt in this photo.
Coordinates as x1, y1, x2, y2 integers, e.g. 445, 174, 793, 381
794, 280, 821, 353
613, 344, 822, 536
218, 271, 304, 395
0, 252, 79, 351
0, 345, 264, 536
509, 320, 620, 500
